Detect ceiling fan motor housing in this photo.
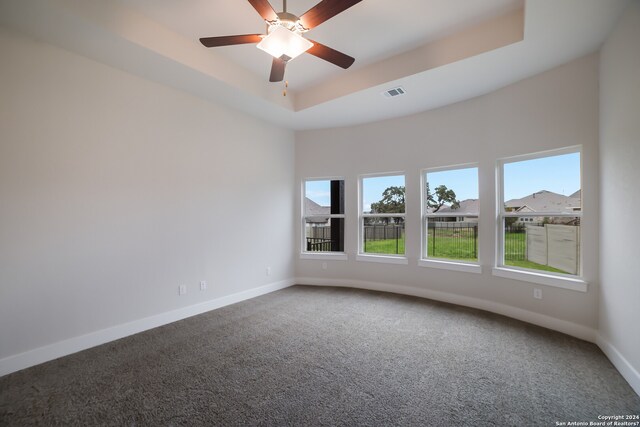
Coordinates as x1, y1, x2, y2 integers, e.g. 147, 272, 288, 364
268, 12, 308, 34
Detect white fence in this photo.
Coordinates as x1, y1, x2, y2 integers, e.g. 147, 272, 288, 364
526, 224, 580, 275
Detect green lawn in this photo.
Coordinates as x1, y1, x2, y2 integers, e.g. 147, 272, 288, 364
364, 231, 571, 274
504, 231, 526, 260
427, 228, 477, 261
364, 237, 405, 255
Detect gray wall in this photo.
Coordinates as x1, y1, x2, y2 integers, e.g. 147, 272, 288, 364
296, 53, 600, 331
0, 28, 295, 361
599, 0, 640, 392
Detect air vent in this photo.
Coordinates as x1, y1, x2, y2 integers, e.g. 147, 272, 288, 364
383, 86, 406, 98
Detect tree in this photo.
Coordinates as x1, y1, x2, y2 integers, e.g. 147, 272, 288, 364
370, 186, 405, 224
505, 216, 519, 227
426, 182, 460, 213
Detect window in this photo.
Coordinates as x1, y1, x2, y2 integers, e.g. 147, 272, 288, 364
497, 148, 582, 281
303, 179, 345, 254
423, 165, 479, 265
359, 174, 406, 257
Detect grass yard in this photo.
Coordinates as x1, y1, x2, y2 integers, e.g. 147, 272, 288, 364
504, 231, 526, 260
362, 231, 572, 275
363, 237, 405, 255
427, 228, 477, 261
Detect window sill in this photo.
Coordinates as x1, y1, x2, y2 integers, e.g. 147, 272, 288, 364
418, 259, 482, 274
492, 267, 588, 292
356, 254, 409, 265
300, 253, 348, 261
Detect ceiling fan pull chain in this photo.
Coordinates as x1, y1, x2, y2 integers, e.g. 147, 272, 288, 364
283, 80, 288, 96
283, 0, 287, 13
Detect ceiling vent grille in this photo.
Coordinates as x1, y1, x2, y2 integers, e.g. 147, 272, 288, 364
383, 86, 406, 98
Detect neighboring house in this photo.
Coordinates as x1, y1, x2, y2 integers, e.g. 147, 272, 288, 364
304, 197, 331, 225
429, 199, 479, 222
505, 190, 581, 224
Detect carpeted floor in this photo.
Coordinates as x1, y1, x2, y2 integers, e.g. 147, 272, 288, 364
1, 285, 639, 426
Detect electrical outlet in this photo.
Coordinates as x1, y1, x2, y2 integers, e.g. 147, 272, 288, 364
200, 281, 207, 291
534, 288, 542, 299
266, 267, 271, 276
179, 285, 187, 296
322, 262, 328, 270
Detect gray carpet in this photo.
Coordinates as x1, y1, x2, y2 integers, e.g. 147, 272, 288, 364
1, 285, 638, 426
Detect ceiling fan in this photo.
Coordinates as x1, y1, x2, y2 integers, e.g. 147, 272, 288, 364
199, 0, 362, 82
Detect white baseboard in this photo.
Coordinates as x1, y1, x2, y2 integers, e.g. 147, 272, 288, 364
295, 277, 597, 342
0, 279, 294, 378
596, 333, 640, 396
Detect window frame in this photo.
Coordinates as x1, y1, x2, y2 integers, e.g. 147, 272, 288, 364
357, 172, 408, 264
494, 146, 587, 291
300, 177, 347, 260
419, 163, 481, 274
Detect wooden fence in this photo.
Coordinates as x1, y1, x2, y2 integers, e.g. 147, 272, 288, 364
526, 224, 580, 274
363, 224, 405, 241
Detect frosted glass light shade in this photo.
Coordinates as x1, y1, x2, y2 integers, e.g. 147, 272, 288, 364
256, 26, 313, 61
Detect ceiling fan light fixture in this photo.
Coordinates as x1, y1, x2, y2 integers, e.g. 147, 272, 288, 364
256, 25, 313, 61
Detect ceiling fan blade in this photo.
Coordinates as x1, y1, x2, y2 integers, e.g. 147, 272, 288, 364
306, 40, 355, 69
269, 57, 286, 82
247, 0, 278, 21
299, 0, 362, 29
199, 34, 263, 47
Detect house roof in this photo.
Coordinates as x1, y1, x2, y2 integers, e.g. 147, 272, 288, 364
505, 190, 581, 213
430, 199, 479, 216
305, 198, 330, 222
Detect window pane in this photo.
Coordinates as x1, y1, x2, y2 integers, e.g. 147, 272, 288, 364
425, 167, 478, 214
304, 179, 344, 253
363, 217, 405, 255
305, 218, 344, 252
305, 180, 344, 215
503, 152, 581, 213
426, 218, 478, 261
424, 167, 478, 262
362, 175, 405, 214
503, 217, 581, 275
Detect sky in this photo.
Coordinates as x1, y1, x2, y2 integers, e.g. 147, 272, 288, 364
305, 180, 331, 207
426, 167, 478, 202
305, 152, 580, 210
503, 152, 580, 201
305, 176, 407, 213
361, 175, 405, 213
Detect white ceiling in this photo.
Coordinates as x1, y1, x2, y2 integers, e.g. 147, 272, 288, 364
0, 0, 630, 130
123, 0, 522, 90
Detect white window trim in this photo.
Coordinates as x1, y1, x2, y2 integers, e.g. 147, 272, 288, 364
300, 253, 348, 261
492, 267, 587, 292
502, 212, 580, 217
496, 146, 584, 290
418, 258, 482, 274
301, 177, 346, 257
420, 164, 481, 271
356, 254, 409, 265
357, 172, 407, 261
